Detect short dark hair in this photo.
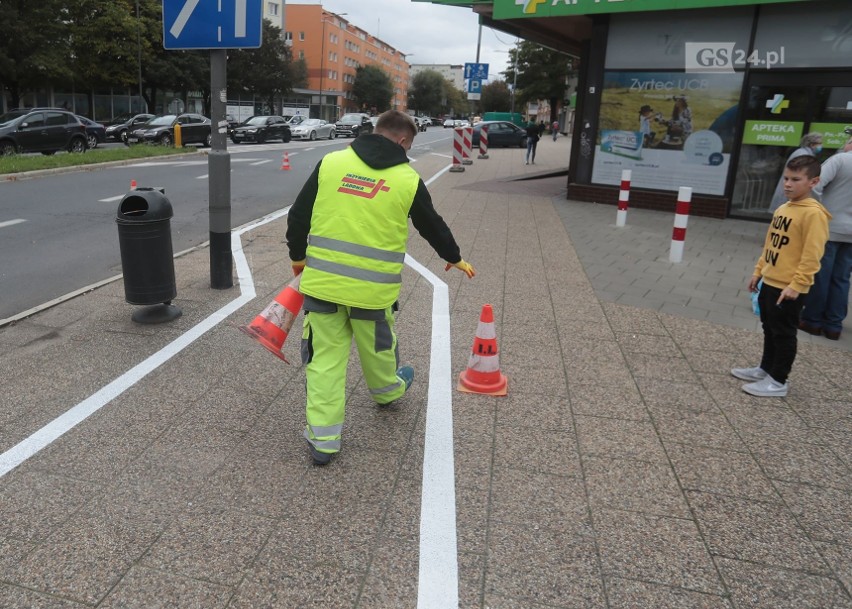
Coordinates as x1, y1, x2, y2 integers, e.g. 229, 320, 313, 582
376, 110, 417, 139
787, 155, 820, 179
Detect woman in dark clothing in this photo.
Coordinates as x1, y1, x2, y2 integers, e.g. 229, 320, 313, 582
525, 121, 540, 165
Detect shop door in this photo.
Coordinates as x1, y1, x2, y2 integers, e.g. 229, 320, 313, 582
730, 73, 852, 219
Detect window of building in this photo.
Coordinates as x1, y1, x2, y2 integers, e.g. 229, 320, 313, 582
267, 2, 278, 16
299, 50, 304, 60
284, 31, 292, 41
299, 31, 305, 41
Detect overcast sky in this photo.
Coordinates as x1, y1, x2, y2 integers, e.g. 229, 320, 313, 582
288, 0, 516, 81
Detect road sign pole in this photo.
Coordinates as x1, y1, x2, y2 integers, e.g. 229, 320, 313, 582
209, 49, 233, 289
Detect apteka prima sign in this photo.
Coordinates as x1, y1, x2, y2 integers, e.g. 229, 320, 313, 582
495, 0, 807, 19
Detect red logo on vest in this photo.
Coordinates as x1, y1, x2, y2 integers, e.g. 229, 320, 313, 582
338, 173, 391, 199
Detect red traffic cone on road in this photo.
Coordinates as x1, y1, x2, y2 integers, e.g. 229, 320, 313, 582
130, 179, 137, 190
239, 275, 304, 363
458, 304, 508, 395
280, 152, 291, 171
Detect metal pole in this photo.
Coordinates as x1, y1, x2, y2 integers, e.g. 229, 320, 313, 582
136, 0, 146, 112
209, 49, 232, 289
319, 18, 325, 121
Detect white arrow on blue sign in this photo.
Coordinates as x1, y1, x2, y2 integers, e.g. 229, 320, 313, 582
464, 63, 489, 81
163, 0, 263, 50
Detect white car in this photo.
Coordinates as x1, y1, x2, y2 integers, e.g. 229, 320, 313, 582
443, 118, 456, 128
290, 118, 335, 140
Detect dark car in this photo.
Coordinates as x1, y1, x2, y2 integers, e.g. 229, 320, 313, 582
335, 113, 373, 138
230, 115, 291, 144
104, 113, 154, 143
126, 113, 212, 147
0, 109, 88, 156
76, 116, 106, 149
471, 121, 528, 148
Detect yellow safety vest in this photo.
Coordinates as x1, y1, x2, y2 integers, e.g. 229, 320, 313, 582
299, 147, 418, 309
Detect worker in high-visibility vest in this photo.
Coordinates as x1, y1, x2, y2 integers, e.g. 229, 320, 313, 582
287, 110, 475, 465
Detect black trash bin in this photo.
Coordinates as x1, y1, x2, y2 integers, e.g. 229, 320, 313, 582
116, 187, 182, 323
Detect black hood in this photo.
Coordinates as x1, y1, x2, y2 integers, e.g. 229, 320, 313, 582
350, 133, 409, 170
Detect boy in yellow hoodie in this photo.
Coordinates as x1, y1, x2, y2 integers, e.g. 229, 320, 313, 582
732, 155, 830, 397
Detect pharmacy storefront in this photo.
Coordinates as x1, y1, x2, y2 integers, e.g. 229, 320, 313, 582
436, 0, 852, 219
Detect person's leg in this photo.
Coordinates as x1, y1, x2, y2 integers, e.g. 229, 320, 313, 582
350, 306, 409, 405
531, 141, 537, 163
525, 140, 532, 164
302, 303, 352, 458
800, 241, 836, 330
757, 282, 777, 373
822, 241, 852, 336
763, 289, 804, 384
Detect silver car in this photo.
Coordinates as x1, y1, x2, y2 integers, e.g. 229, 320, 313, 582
290, 118, 335, 141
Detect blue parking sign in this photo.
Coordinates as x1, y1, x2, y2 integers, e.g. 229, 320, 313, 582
163, 0, 263, 49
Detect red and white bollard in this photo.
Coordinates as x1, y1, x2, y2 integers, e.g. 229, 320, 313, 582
616, 169, 631, 227
477, 125, 489, 159
450, 128, 465, 173
462, 126, 473, 165
669, 186, 692, 263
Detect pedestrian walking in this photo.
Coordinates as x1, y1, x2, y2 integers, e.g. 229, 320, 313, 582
799, 136, 852, 340
769, 132, 823, 212
732, 156, 830, 397
286, 110, 475, 465
552, 119, 559, 142
525, 120, 540, 165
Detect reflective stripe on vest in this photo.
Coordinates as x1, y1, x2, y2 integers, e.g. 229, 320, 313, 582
299, 148, 418, 309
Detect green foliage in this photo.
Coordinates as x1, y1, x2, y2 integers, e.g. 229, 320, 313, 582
443, 79, 467, 117
0, 144, 195, 176
504, 41, 574, 120
352, 65, 394, 113
480, 80, 511, 113
408, 70, 445, 116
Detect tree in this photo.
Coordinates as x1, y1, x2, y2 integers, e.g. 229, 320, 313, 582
351, 65, 393, 113
408, 69, 445, 116
442, 79, 467, 117
479, 80, 511, 113
505, 41, 573, 122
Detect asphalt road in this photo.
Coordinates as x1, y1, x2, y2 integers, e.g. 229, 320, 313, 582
0, 128, 453, 321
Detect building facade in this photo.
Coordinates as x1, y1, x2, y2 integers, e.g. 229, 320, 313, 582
410, 64, 465, 93
285, 4, 410, 122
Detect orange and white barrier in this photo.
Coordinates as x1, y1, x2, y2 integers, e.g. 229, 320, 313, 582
616, 169, 631, 227
280, 152, 291, 171
458, 304, 508, 396
669, 186, 692, 263
477, 125, 489, 159
462, 126, 473, 165
239, 275, 303, 363
450, 128, 465, 173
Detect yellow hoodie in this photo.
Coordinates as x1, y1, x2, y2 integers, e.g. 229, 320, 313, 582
754, 197, 831, 293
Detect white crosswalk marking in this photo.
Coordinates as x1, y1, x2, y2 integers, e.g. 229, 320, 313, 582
0, 219, 26, 229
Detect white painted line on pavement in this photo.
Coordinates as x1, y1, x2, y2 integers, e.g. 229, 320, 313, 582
196, 174, 208, 180
99, 195, 124, 203
0, 219, 26, 228
0, 207, 289, 478
430, 153, 453, 159
250, 159, 272, 166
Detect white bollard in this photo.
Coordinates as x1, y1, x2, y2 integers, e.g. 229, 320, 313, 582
462, 126, 473, 165
669, 186, 692, 263
477, 125, 489, 159
616, 169, 631, 227
450, 128, 465, 173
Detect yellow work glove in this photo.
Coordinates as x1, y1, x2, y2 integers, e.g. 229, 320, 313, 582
291, 259, 305, 276
444, 260, 476, 278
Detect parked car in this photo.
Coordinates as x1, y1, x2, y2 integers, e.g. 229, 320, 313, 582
286, 114, 308, 126
290, 118, 335, 140
471, 120, 528, 148
76, 116, 106, 149
126, 113, 212, 147
0, 109, 88, 156
335, 113, 373, 138
104, 112, 155, 142
230, 115, 291, 144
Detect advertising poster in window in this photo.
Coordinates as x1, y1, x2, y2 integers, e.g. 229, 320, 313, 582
592, 72, 744, 196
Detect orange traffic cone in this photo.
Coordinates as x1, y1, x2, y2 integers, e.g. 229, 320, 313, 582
458, 304, 508, 395
280, 152, 291, 171
130, 179, 137, 190
239, 275, 304, 363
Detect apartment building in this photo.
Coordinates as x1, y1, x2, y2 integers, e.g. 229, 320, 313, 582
410, 64, 465, 93
285, 4, 410, 121
263, 0, 284, 30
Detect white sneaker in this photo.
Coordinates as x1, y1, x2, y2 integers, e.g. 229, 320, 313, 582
742, 376, 788, 397
731, 366, 768, 382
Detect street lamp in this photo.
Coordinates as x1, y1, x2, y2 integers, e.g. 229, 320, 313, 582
319, 12, 346, 122
135, 0, 146, 112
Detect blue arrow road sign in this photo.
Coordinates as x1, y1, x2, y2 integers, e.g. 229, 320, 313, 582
163, 0, 263, 50
464, 62, 489, 80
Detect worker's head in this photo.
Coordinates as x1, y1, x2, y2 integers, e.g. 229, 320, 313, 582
375, 110, 417, 151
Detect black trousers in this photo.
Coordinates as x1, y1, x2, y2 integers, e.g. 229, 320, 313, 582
758, 283, 804, 384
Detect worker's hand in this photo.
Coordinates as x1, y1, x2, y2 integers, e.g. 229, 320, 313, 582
292, 259, 306, 276
748, 275, 760, 292
444, 260, 476, 279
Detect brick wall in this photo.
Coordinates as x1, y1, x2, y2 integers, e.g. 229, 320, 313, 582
566, 183, 729, 219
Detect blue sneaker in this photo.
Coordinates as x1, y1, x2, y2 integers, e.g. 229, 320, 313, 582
307, 441, 333, 466
397, 365, 414, 391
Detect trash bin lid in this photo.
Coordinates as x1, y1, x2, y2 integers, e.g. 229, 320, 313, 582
117, 187, 173, 223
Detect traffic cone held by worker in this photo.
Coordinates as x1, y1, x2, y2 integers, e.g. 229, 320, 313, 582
239, 275, 304, 363
281, 152, 291, 171
458, 304, 508, 395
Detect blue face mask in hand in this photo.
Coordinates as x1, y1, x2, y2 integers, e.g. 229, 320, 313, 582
814, 145, 823, 154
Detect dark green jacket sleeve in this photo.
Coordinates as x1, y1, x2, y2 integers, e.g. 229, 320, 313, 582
285, 161, 322, 261
409, 179, 462, 264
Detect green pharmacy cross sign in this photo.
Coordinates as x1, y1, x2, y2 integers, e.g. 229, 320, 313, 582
495, 0, 806, 19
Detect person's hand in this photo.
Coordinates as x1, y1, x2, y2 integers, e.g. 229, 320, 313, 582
444, 260, 476, 278
292, 259, 306, 276
748, 275, 760, 292
777, 286, 800, 305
